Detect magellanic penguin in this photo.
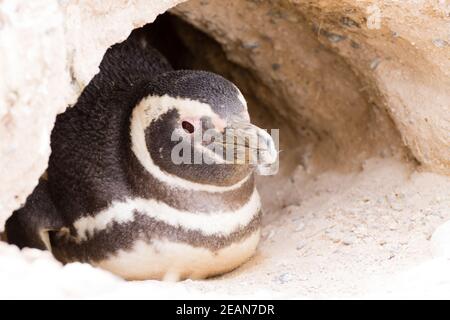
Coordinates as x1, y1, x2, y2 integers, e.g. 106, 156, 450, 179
5, 33, 277, 281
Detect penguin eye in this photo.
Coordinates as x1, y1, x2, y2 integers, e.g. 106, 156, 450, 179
182, 121, 195, 134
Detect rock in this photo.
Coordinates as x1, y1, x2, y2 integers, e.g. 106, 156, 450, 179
0, 0, 71, 230
295, 222, 305, 232
432, 39, 448, 48
274, 273, 293, 284
353, 225, 368, 238
267, 230, 276, 240
172, 0, 450, 176
370, 58, 382, 70
325, 31, 346, 43
271, 63, 281, 71
242, 42, 260, 50
0, 0, 185, 230
342, 236, 356, 246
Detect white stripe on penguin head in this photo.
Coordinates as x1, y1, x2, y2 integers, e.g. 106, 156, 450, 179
73, 188, 261, 241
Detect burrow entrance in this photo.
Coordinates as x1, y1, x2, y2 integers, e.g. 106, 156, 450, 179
135, 10, 406, 177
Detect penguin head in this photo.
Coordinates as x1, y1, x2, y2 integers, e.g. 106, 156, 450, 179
130, 70, 277, 187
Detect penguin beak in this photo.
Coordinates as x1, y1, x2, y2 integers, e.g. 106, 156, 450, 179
226, 120, 278, 175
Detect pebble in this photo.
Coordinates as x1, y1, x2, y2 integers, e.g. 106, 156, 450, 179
284, 205, 301, 215
327, 33, 346, 43
340, 16, 360, 28
242, 42, 260, 50
370, 58, 382, 70
389, 201, 403, 211
432, 39, 448, 48
295, 222, 305, 232
276, 260, 289, 268
266, 230, 276, 240
271, 63, 281, 71
351, 41, 360, 49
354, 226, 368, 237
275, 273, 293, 284
342, 236, 356, 245
388, 221, 398, 231
385, 243, 400, 253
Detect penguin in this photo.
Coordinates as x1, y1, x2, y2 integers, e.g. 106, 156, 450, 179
5, 33, 277, 280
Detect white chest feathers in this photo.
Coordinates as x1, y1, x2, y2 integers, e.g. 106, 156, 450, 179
95, 231, 260, 281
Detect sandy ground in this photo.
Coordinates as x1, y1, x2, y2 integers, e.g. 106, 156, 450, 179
1, 156, 450, 299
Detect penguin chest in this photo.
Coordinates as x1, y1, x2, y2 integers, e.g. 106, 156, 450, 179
68, 190, 262, 280
95, 229, 261, 281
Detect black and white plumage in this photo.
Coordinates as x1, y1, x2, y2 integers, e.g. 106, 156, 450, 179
5, 34, 277, 280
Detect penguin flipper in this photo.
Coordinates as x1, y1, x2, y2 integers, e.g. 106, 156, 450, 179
5, 179, 64, 251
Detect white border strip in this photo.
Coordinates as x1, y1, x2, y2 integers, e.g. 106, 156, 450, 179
74, 188, 261, 241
